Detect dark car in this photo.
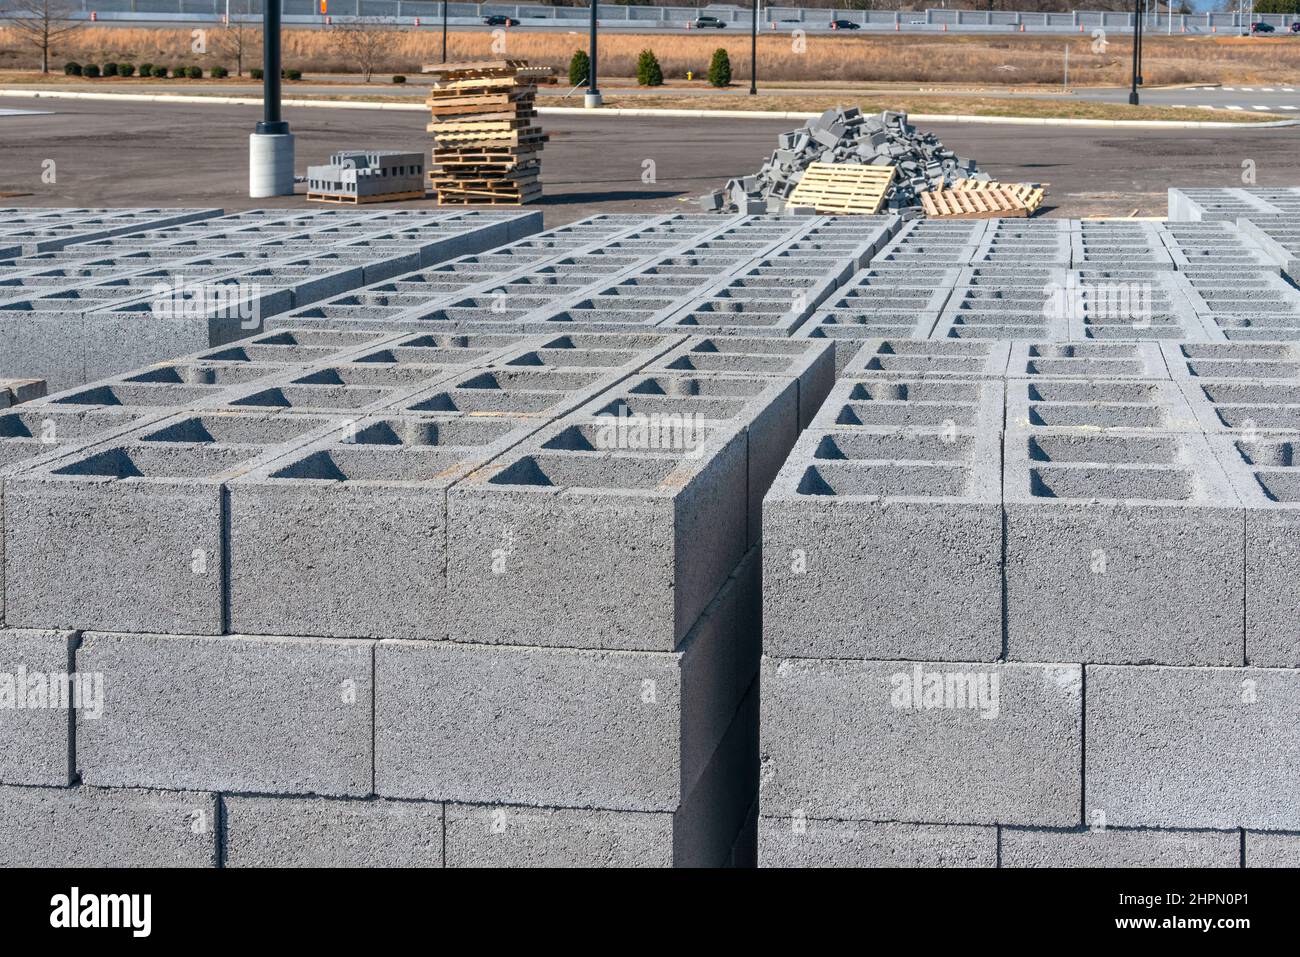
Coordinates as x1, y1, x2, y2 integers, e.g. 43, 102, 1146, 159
829, 19, 861, 30
1292, 21, 1300, 32
692, 16, 726, 29
483, 15, 519, 26
1251, 22, 1275, 33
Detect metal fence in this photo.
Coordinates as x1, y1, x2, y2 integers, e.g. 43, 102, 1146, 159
33, 1, 1300, 33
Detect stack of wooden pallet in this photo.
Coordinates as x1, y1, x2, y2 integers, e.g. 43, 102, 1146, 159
421, 59, 554, 206
921, 178, 1047, 219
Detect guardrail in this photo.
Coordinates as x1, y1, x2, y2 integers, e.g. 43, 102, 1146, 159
21, 1, 1300, 34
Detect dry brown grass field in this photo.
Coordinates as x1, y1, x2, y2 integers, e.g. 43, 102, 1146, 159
3, 27, 1300, 86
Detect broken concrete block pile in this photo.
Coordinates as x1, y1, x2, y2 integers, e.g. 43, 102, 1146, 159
702, 109, 983, 216
0, 207, 543, 391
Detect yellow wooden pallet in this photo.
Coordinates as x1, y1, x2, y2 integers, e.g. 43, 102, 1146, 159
786, 163, 896, 215
921, 187, 1037, 219
950, 178, 1046, 214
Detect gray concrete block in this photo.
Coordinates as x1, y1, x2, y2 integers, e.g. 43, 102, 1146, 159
229, 414, 540, 641
842, 338, 1010, 379
1245, 831, 1300, 867
377, 547, 758, 812
4, 410, 336, 634
444, 680, 757, 868
1086, 664, 1300, 830
0, 406, 157, 627
1004, 430, 1244, 666
1162, 341, 1300, 380
77, 632, 374, 797
0, 783, 217, 867
761, 658, 1082, 825
1005, 341, 1169, 380
1001, 827, 1239, 868
759, 818, 996, 868
1005, 377, 1200, 433
764, 423, 1002, 661
647, 336, 835, 430
1209, 433, 1300, 667
222, 796, 443, 868
446, 421, 750, 652
446, 803, 675, 868
0, 308, 86, 392
0, 629, 76, 786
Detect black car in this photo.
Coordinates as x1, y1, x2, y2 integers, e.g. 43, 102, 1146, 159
1292, 21, 1300, 32
829, 19, 861, 30
483, 15, 519, 26
1251, 22, 1275, 33
692, 16, 726, 29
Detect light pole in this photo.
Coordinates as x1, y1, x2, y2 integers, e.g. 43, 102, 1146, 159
1128, 0, 1140, 104
249, 0, 294, 196
749, 0, 758, 95
442, 1, 448, 64
585, 0, 602, 107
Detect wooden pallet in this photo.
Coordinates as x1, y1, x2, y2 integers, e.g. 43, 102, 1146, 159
306, 189, 427, 205
921, 186, 1038, 219
949, 178, 1047, 214
787, 163, 896, 215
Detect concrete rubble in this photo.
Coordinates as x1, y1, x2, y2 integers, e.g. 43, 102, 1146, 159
3, 190, 1300, 867
700, 109, 983, 216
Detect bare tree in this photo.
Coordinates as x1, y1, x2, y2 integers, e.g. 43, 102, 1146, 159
331, 17, 395, 83
1, 0, 84, 74
212, 0, 261, 77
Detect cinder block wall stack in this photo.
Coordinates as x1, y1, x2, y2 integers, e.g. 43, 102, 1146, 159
0, 208, 543, 390
0, 289, 835, 865
762, 344, 1300, 867
7, 200, 1300, 868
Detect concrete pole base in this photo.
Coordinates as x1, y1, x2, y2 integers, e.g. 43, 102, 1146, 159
249, 132, 296, 198
583, 92, 604, 108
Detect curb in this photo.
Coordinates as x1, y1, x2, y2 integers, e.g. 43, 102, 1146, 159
2, 88, 1295, 128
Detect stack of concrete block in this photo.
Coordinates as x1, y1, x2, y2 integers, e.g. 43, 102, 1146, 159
1167, 186, 1300, 222
703, 109, 980, 215
0, 208, 223, 263
273, 215, 903, 343
0, 209, 544, 389
0, 306, 833, 866
12, 204, 1300, 869
760, 325, 1300, 867
271, 213, 737, 333
306, 150, 427, 204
